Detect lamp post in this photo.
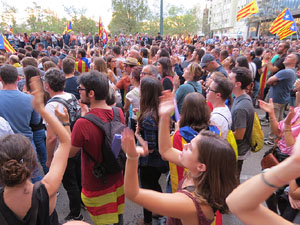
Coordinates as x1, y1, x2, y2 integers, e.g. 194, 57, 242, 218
160, 0, 163, 35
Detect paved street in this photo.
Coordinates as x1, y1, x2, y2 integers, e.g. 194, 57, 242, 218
55, 108, 271, 225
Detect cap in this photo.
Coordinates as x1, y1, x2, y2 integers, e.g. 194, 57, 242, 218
200, 54, 215, 68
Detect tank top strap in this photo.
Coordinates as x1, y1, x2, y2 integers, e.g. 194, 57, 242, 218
177, 190, 213, 225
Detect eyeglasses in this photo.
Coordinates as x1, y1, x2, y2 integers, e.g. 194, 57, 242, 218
141, 72, 152, 76
77, 86, 86, 91
207, 87, 218, 93
111, 60, 117, 63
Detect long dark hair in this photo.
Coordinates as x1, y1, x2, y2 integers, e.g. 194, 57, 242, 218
236, 56, 249, 69
179, 92, 210, 132
158, 57, 173, 78
138, 77, 162, 130
193, 130, 238, 214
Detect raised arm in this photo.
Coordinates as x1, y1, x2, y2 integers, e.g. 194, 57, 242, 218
226, 130, 300, 225
30, 77, 71, 198
158, 91, 184, 167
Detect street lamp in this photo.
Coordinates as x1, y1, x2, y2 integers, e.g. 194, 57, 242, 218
160, 0, 163, 35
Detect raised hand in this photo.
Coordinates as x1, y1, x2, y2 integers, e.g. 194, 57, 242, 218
30, 76, 44, 113
121, 128, 148, 158
54, 105, 69, 123
284, 107, 296, 126
159, 90, 175, 117
259, 98, 274, 114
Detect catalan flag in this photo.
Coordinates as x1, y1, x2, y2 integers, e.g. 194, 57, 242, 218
0, 34, 16, 53
99, 17, 103, 38
63, 21, 72, 33
269, 8, 294, 34
236, 0, 259, 21
9, 25, 13, 34
278, 22, 297, 40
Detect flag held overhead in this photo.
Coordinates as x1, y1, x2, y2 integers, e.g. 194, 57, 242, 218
0, 35, 16, 53
278, 22, 297, 40
269, 8, 294, 34
236, 0, 259, 21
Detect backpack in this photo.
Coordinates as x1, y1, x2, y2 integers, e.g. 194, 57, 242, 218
82, 107, 126, 183
251, 112, 264, 152
47, 94, 81, 130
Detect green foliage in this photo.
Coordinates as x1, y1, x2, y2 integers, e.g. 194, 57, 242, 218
109, 0, 150, 34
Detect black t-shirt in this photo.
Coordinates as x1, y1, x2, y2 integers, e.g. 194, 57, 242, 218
253, 57, 262, 81
162, 77, 173, 91
65, 76, 80, 100
0, 183, 59, 225
273, 54, 286, 76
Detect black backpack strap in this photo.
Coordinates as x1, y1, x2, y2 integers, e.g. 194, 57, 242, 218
0, 211, 9, 225
82, 114, 108, 163
187, 82, 198, 92
30, 181, 41, 225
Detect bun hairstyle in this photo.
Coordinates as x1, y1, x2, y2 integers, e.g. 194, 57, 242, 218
0, 134, 37, 186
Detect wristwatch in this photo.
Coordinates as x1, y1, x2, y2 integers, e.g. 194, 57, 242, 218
62, 122, 71, 126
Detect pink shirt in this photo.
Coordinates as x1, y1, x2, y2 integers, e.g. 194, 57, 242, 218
277, 107, 300, 155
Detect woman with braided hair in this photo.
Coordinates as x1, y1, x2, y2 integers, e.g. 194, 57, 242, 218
0, 76, 71, 225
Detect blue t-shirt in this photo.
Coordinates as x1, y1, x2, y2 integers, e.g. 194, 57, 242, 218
269, 68, 296, 104
0, 90, 40, 141
176, 81, 202, 114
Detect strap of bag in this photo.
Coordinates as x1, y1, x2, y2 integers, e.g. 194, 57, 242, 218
187, 82, 198, 92
211, 112, 230, 129
30, 181, 41, 225
0, 210, 9, 225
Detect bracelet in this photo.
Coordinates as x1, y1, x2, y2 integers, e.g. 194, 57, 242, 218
261, 169, 281, 189
62, 122, 71, 126
126, 153, 140, 160
284, 130, 292, 132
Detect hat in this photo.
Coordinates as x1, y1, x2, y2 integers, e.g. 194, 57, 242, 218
124, 57, 138, 66
200, 54, 215, 68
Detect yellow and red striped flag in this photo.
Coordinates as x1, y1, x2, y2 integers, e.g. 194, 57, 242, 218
63, 21, 72, 34
269, 8, 294, 34
99, 17, 103, 38
9, 25, 13, 34
278, 22, 297, 40
0, 34, 16, 53
237, 0, 259, 21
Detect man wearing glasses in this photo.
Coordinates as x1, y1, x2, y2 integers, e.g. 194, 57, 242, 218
141, 65, 158, 79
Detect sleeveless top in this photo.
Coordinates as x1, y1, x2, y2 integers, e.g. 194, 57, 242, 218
0, 183, 59, 225
166, 183, 214, 225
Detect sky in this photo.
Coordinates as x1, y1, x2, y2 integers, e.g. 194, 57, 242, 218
8, 0, 201, 28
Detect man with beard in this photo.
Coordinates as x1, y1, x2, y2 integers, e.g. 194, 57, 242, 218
70, 71, 125, 225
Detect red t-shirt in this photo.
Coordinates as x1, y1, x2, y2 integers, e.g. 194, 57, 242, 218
71, 107, 125, 191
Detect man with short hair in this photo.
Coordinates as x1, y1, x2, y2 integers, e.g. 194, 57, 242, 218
181, 45, 195, 69
141, 65, 158, 79
0, 64, 42, 182
207, 77, 234, 139
63, 57, 80, 99
75, 48, 90, 73
266, 53, 298, 144
232, 47, 240, 60
252, 47, 263, 99
70, 71, 125, 225
211, 48, 221, 65
229, 67, 254, 178
200, 54, 228, 77
44, 68, 82, 221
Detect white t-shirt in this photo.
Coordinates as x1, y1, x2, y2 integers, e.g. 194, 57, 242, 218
125, 87, 140, 120
249, 62, 257, 79
44, 92, 74, 125
210, 106, 232, 139
0, 116, 14, 137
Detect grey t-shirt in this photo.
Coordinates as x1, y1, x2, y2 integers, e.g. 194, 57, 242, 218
231, 94, 254, 158
269, 68, 296, 104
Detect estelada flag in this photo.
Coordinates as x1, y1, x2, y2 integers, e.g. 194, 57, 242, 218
63, 21, 72, 33
278, 22, 297, 40
0, 34, 16, 53
269, 8, 294, 34
9, 25, 13, 34
99, 17, 103, 38
236, 0, 259, 21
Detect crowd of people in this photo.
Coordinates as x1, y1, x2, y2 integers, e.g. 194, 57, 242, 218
1, 29, 300, 225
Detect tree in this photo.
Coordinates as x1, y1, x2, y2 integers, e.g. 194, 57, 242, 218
109, 0, 150, 34
0, 2, 17, 33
